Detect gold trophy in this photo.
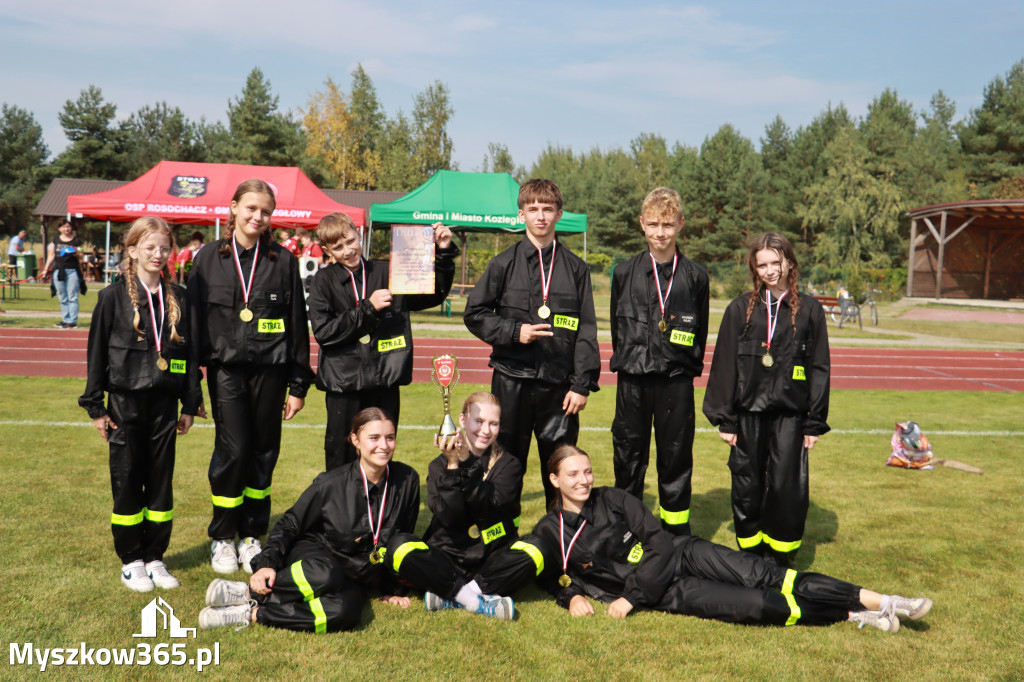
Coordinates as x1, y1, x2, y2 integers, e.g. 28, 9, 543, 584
431, 354, 460, 436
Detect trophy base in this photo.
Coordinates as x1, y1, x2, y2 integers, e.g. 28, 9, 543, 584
438, 413, 458, 437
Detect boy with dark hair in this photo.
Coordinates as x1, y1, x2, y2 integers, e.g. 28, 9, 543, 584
609, 187, 709, 535
464, 179, 600, 506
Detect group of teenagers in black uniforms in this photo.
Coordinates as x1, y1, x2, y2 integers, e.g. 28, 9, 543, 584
80, 178, 932, 636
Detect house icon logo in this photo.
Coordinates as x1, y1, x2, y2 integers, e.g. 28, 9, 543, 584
133, 597, 197, 639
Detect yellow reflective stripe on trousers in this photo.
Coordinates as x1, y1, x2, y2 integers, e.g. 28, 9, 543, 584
764, 534, 801, 553
111, 509, 145, 526
510, 540, 544, 576
736, 532, 763, 549
782, 569, 801, 625
243, 486, 271, 500
143, 508, 173, 522
211, 494, 243, 508
308, 598, 327, 634
392, 541, 428, 572
659, 507, 690, 525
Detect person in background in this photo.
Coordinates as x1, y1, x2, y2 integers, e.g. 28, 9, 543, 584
299, 230, 324, 267
7, 229, 27, 267
44, 219, 84, 329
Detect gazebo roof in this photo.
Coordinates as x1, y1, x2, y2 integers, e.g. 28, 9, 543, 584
907, 199, 1024, 228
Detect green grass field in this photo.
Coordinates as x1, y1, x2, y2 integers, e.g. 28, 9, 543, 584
1, 378, 1022, 680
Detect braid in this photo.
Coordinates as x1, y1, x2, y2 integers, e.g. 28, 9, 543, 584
789, 279, 801, 326
164, 280, 184, 344
124, 259, 143, 335
742, 281, 762, 337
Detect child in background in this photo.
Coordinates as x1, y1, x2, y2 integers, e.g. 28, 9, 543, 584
79, 216, 203, 592
609, 188, 709, 535
306, 213, 458, 470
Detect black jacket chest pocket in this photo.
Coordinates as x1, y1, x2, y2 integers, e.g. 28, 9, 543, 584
738, 339, 763, 357
108, 329, 151, 385
206, 287, 235, 308
794, 336, 811, 362
254, 289, 286, 310
603, 513, 636, 561
499, 287, 531, 318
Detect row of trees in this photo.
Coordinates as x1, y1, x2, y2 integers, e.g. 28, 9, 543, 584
3, 60, 1024, 289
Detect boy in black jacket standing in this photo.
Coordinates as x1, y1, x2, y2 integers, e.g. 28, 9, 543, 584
464, 179, 600, 506
609, 187, 709, 535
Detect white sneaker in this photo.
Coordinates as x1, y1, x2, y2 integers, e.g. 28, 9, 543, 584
474, 594, 515, 620
888, 595, 933, 620
120, 560, 155, 593
237, 537, 262, 574
145, 560, 181, 589
199, 603, 254, 630
210, 540, 238, 574
206, 579, 250, 607
848, 609, 899, 633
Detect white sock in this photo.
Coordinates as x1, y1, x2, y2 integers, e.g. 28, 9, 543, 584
455, 581, 482, 609
879, 595, 893, 613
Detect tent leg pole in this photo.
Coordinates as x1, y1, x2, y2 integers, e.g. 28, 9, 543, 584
459, 232, 468, 293
105, 221, 111, 284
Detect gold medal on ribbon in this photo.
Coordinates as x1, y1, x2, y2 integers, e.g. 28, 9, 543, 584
538, 304, 551, 319
369, 548, 382, 564
156, 356, 169, 371
468, 524, 481, 539
359, 335, 371, 345
558, 574, 572, 588
761, 352, 774, 368
239, 307, 254, 322
658, 318, 668, 333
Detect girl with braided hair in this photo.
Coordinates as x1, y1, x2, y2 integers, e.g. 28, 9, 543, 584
420, 392, 548, 612
80, 216, 204, 592
703, 232, 830, 568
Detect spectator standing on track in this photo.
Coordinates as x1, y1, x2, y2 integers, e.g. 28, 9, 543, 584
609, 187, 709, 536
703, 232, 830, 568
464, 178, 600, 507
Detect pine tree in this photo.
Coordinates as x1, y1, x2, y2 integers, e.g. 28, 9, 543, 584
226, 67, 304, 167
0, 104, 49, 232
54, 85, 125, 179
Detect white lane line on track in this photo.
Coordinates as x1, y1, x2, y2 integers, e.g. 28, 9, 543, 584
1, 420, 1020, 436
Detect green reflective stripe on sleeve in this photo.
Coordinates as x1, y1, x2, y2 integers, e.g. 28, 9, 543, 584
781, 569, 798, 595
783, 591, 802, 626
243, 486, 271, 500
392, 541, 428, 572
144, 508, 174, 522
736, 532, 763, 549
659, 507, 690, 525
513, 516, 520, 528
510, 540, 545, 576
211, 494, 244, 508
111, 510, 145, 526
290, 561, 316, 602
309, 597, 327, 634
764, 534, 801, 553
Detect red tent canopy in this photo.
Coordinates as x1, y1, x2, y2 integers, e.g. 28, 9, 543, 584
66, 161, 364, 228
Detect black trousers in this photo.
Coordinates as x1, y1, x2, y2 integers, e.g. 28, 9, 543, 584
612, 373, 695, 535
729, 411, 808, 562
656, 536, 860, 626
107, 390, 178, 564
446, 534, 548, 596
254, 533, 464, 633
206, 364, 288, 540
491, 373, 579, 507
324, 387, 401, 471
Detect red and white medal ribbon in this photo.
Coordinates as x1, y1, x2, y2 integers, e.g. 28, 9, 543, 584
765, 289, 788, 356
344, 259, 366, 304
143, 281, 165, 355
558, 510, 587, 576
648, 251, 678, 319
537, 240, 557, 307
231, 236, 259, 310
360, 463, 389, 549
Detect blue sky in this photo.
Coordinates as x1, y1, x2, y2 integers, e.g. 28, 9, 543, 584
2, 1, 1022, 172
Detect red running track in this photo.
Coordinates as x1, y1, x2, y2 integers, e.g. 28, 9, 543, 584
1, 328, 1021, 392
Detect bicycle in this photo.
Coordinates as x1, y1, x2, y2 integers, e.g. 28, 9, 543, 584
859, 289, 880, 326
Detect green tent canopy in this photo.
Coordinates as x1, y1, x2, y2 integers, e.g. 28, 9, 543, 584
369, 170, 587, 233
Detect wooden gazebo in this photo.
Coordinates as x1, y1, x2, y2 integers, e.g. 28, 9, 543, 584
907, 200, 1024, 300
